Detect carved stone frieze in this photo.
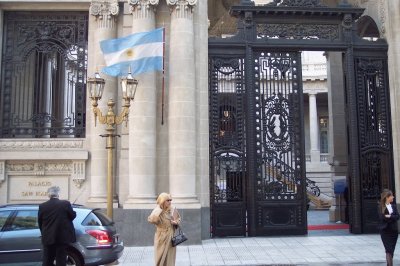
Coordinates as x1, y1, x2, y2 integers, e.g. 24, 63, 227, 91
5, 162, 73, 173
45, 163, 73, 172
6, 163, 35, 172
3, 161, 85, 188
0, 140, 84, 151
90, 0, 119, 24
257, 23, 339, 40
266, 0, 326, 7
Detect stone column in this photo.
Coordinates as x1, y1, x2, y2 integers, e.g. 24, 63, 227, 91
87, 0, 119, 206
124, 0, 159, 208
309, 92, 320, 163
386, 0, 400, 195
166, 0, 198, 204
326, 52, 348, 222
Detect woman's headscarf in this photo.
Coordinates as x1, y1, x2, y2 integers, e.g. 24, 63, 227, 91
157, 192, 172, 211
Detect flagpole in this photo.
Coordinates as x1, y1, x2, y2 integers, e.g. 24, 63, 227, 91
161, 26, 165, 125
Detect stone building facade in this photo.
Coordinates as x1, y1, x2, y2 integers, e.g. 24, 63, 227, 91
0, 0, 399, 245
0, 0, 208, 245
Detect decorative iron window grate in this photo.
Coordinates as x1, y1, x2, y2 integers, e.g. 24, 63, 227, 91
0, 12, 88, 138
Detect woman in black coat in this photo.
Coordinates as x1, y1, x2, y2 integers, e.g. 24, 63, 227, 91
379, 189, 399, 266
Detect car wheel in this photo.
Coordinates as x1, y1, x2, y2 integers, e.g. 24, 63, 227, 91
66, 250, 83, 266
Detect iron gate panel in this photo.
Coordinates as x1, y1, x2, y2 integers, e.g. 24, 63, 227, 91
353, 55, 393, 233
252, 51, 306, 235
209, 57, 247, 237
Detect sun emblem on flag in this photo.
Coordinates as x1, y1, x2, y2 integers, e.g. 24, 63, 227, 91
126, 49, 134, 58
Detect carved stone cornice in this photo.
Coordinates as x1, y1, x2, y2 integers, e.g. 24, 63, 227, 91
4, 161, 85, 188
167, 0, 197, 19
90, 0, 119, 28
0, 140, 84, 150
129, 0, 159, 14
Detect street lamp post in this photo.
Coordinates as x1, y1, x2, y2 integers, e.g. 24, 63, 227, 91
87, 72, 138, 219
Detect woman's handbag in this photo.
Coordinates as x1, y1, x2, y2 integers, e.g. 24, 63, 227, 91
171, 226, 188, 247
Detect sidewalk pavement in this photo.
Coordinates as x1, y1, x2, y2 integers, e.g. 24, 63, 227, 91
115, 233, 400, 266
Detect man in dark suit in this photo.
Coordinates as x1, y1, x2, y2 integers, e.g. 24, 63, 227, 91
38, 186, 76, 266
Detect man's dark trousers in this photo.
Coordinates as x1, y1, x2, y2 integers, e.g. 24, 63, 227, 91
42, 244, 67, 266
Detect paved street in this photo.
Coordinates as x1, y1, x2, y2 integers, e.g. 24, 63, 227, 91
114, 211, 399, 265
116, 234, 400, 266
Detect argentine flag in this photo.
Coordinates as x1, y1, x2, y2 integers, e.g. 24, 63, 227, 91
100, 28, 164, 77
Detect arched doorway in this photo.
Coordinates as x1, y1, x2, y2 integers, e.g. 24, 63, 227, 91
208, 0, 394, 236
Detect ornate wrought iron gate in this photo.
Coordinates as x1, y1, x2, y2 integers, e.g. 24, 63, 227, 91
209, 0, 394, 236
350, 52, 394, 233
209, 58, 247, 236
251, 51, 306, 235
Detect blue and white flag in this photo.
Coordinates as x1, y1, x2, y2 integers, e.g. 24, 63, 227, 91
100, 28, 164, 77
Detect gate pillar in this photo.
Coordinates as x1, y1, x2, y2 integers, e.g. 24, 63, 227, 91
326, 52, 348, 223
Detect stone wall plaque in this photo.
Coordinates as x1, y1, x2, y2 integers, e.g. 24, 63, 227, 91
8, 176, 69, 202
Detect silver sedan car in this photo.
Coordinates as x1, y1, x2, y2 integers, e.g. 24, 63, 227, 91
0, 204, 124, 266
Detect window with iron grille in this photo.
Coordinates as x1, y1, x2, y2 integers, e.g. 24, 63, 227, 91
0, 12, 88, 138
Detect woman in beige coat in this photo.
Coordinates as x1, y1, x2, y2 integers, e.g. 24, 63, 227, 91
148, 193, 181, 266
